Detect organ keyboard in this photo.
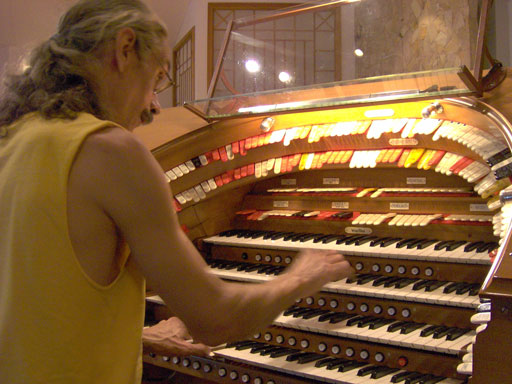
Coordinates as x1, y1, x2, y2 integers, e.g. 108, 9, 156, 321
138, 1, 512, 383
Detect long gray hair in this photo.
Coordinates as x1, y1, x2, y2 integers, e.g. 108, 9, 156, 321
0, 0, 167, 133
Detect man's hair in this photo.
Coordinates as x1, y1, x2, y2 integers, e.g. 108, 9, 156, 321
0, 0, 167, 130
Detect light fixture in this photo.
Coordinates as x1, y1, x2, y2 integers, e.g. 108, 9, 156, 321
278, 71, 291, 83
354, 48, 364, 57
245, 59, 261, 73
260, 117, 275, 132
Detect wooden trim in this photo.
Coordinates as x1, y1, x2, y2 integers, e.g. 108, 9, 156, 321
173, 27, 195, 106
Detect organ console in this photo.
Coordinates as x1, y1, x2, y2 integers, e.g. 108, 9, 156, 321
139, 1, 512, 383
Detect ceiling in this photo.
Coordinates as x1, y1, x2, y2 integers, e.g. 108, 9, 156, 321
146, 0, 192, 47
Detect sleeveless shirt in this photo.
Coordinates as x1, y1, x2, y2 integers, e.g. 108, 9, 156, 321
0, 113, 145, 383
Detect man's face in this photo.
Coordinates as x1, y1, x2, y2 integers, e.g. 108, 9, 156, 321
122, 43, 171, 130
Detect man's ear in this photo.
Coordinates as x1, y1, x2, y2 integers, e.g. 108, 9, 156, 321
114, 27, 137, 73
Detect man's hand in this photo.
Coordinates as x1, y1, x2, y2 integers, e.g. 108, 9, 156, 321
142, 317, 211, 356
284, 249, 355, 296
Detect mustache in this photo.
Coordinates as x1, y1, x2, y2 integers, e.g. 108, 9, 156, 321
140, 109, 154, 125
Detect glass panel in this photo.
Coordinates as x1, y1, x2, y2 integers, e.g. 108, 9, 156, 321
192, 0, 483, 119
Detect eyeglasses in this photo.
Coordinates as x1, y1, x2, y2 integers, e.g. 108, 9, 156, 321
154, 62, 175, 95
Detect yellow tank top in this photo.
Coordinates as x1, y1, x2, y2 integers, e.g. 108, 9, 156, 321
0, 113, 145, 384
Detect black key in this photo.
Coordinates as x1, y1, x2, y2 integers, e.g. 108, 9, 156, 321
477, 242, 499, 253
299, 233, 318, 242
412, 280, 431, 291
235, 341, 262, 350
433, 326, 451, 339
356, 316, 380, 328
425, 280, 448, 292
405, 373, 432, 384
313, 234, 331, 243
283, 306, 303, 316
338, 361, 367, 372
371, 237, 391, 247
434, 240, 452, 251
420, 325, 441, 337
469, 283, 481, 296
227, 340, 255, 348
357, 274, 380, 285
301, 309, 331, 319
326, 358, 351, 370
446, 328, 470, 341
369, 318, 396, 330
355, 236, 379, 245
406, 238, 428, 249
271, 232, 294, 240
250, 230, 269, 239
270, 348, 296, 358
322, 235, 340, 244
285, 352, 305, 362
346, 315, 368, 326
285, 233, 307, 242
384, 277, 404, 287
372, 367, 400, 379
250, 344, 272, 353
344, 235, 367, 245
416, 239, 438, 250
317, 312, 340, 322
294, 308, 319, 318
388, 321, 410, 332
446, 240, 466, 251
391, 371, 418, 383
464, 241, 484, 252
322, 235, 345, 244
314, 357, 340, 368
292, 308, 315, 318
297, 353, 325, 364
395, 278, 420, 289
400, 322, 426, 334
380, 238, 401, 247
443, 282, 464, 294
259, 346, 284, 356
396, 238, 418, 248
263, 231, 285, 239
357, 365, 379, 376
455, 282, 473, 295
330, 313, 357, 324
373, 276, 396, 287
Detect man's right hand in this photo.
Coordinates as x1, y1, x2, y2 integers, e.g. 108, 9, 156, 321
284, 249, 355, 296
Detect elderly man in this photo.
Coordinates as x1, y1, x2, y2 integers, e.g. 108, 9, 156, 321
0, 1, 353, 383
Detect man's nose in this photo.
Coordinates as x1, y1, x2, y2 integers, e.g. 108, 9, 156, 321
150, 93, 162, 115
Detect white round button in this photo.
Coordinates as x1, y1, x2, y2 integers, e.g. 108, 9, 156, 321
372, 264, 380, 272
330, 300, 339, 308
288, 337, 296, 346
305, 297, 314, 305
355, 262, 364, 271
373, 305, 383, 314
387, 307, 397, 316
360, 303, 369, 312
300, 339, 309, 348
318, 342, 327, 352
345, 347, 355, 357
331, 345, 341, 354
360, 350, 369, 359
218, 368, 227, 377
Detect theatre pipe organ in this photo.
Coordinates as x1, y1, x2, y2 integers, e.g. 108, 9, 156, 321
139, 1, 512, 382
140, 85, 512, 383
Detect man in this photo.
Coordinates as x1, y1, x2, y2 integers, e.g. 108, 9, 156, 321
0, 1, 353, 383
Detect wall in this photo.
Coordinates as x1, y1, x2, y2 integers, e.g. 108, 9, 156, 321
0, 0, 511, 106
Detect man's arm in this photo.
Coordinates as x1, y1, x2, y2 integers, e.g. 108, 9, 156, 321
77, 127, 353, 346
